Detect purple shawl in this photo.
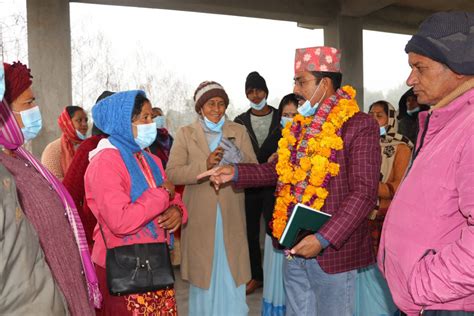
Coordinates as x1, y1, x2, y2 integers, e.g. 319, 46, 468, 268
0, 98, 102, 308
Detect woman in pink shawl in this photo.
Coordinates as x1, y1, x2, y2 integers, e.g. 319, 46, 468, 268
0, 61, 101, 314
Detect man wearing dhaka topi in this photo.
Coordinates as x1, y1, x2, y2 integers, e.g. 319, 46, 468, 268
198, 46, 380, 316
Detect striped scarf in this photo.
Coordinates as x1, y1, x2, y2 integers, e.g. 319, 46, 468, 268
0, 99, 102, 308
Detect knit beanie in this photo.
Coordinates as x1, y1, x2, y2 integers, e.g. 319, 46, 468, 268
3, 61, 33, 104
245, 71, 269, 96
405, 11, 474, 75
194, 81, 229, 113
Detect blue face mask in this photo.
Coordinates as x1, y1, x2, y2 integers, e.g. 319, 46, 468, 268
14, 106, 43, 142
406, 107, 420, 116
280, 116, 293, 128
204, 116, 225, 132
297, 81, 325, 117
134, 122, 157, 149
76, 130, 87, 140
380, 126, 386, 136
0, 65, 5, 101
249, 98, 266, 111
153, 116, 166, 129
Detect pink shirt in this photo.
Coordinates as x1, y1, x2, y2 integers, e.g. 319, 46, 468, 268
85, 145, 187, 268
378, 88, 474, 315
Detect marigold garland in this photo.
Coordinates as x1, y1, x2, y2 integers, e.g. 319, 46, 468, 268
272, 86, 360, 241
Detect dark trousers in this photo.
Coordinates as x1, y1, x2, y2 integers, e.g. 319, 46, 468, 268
245, 188, 264, 282
422, 311, 474, 316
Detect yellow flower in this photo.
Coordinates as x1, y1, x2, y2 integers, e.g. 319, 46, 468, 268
342, 85, 356, 99
300, 157, 312, 172
328, 162, 340, 176
272, 86, 359, 241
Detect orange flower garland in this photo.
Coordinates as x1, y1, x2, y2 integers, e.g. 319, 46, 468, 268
272, 86, 359, 240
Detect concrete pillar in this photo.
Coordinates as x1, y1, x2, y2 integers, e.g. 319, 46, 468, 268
26, 0, 72, 157
324, 16, 364, 110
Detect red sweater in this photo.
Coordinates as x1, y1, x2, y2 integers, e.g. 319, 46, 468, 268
63, 135, 106, 250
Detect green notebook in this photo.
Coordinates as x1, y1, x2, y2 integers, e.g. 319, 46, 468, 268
279, 203, 332, 248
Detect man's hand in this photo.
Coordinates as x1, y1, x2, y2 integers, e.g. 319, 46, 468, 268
197, 165, 235, 190
160, 179, 175, 200
290, 234, 323, 258
158, 205, 182, 232
206, 147, 224, 170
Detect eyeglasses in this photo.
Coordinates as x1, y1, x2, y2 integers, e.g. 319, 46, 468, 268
293, 78, 317, 88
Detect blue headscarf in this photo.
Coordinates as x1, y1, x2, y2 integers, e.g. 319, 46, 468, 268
92, 90, 163, 203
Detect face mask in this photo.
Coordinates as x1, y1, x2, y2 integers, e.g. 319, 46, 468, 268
380, 126, 386, 136
204, 116, 225, 132
297, 81, 325, 117
14, 106, 43, 142
249, 98, 266, 111
406, 107, 420, 116
133, 122, 157, 149
280, 117, 293, 128
76, 130, 87, 140
153, 116, 166, 129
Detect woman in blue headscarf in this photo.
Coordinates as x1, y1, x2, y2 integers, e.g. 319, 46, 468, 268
85, 90, 187, 315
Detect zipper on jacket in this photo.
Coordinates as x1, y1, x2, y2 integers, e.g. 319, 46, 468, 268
407, 112, 432, 175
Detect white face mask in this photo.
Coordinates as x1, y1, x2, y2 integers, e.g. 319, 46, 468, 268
13, 106, 43, 142
153, 116, 166, 129
76, 130, 87, 140
133, 122, 157, 149
297, 81, 326, 117
249, 98, 266, 111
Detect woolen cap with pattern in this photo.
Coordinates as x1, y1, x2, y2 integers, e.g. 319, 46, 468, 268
194, 81, 229, 113
294, 46, 341, 74
405, 11, 474, 75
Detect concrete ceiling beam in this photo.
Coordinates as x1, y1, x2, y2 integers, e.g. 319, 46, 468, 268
339, 0, 395, 17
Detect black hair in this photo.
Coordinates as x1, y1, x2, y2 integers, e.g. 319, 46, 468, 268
92, 91, 115, 136
131, 93, 150, 121
369, 100, 389, 116
310, 71, 343, 90
65, 105, 84, 119
277, 93, 299, 119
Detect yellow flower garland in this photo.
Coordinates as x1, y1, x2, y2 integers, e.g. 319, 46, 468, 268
272, 86, 359, 240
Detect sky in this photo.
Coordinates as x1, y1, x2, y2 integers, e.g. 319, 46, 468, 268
1, 1, 413, 114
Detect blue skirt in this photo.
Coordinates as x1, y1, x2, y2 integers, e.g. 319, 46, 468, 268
189, 205, 248, 316
355, 264, 398, 316
261, 234, 286, 316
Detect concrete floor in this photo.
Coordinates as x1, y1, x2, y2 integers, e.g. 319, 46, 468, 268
174, 267, 263, 316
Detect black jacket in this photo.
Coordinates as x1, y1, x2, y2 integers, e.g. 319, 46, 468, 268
234, 107, 280, 162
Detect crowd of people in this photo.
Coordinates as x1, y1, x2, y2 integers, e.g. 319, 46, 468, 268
0, 10, 473, 316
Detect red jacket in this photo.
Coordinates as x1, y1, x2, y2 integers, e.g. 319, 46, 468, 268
234, 111, 380, 274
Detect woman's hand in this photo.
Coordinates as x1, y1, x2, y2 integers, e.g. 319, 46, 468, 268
157, 205, 182, 232
206, 147, 224, 170
160, 179, 175, 200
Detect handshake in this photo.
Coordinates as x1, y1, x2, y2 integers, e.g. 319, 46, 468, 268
197, 165, 236, 190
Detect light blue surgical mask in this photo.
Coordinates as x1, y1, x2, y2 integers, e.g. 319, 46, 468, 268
133, 122, 157, 149
0, 65, 5, 101
153, 116, 166, 129
280, 116, 293, 128
249, 98, 266, 111
380, 126, 386, 136
76, 130, 87, 140
297, 81, 325, 117
406, 107, 420, 116
204, 116, 225, 132
14, 106, 43, 142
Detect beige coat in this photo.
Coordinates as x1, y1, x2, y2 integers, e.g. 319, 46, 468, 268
166, 120, 257, 289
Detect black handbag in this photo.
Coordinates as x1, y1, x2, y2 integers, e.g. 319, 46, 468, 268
99, 226, 175, 296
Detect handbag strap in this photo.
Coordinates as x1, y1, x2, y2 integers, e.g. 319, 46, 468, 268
98, 223, 172, 250
98, 224, 109, 250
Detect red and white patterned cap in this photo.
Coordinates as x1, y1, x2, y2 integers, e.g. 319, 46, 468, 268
294, 46, 341, 74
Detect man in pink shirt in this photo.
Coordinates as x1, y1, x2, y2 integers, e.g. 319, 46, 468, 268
378, 11, 474, 316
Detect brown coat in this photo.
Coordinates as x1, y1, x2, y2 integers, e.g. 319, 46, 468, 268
166, 120, 257, 289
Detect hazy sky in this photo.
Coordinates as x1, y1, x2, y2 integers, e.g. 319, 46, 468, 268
2, 1, 412, 113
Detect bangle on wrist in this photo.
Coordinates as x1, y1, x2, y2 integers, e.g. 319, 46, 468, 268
171, 204, 183, 216
161, 186, 172, 200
